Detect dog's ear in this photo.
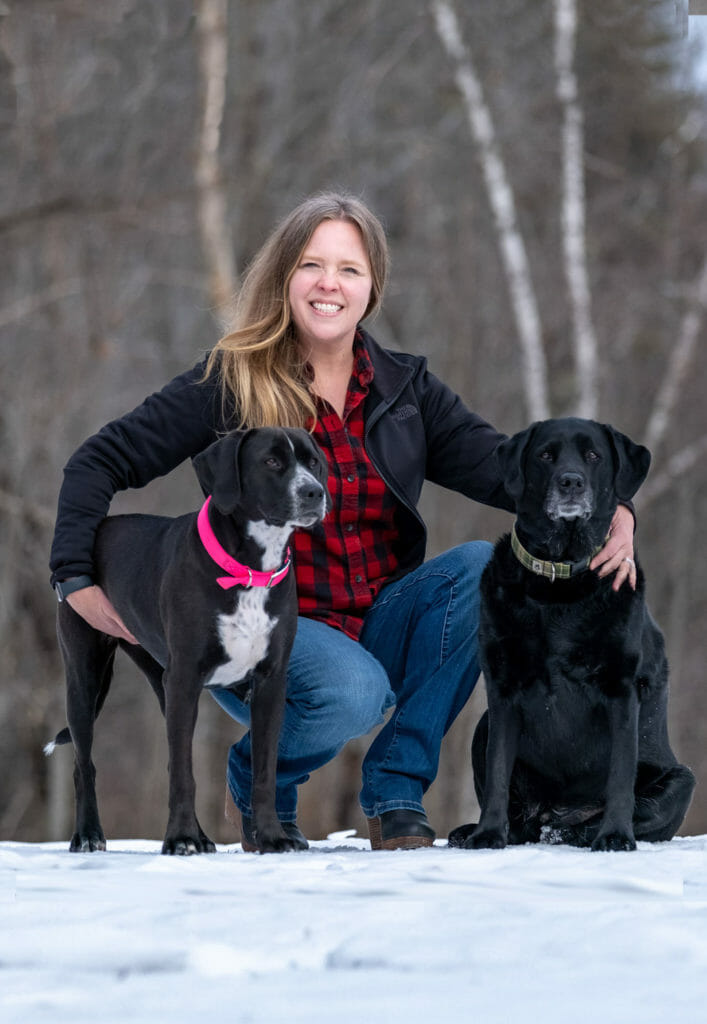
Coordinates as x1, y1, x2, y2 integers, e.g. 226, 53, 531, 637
495, 424, 538, 503
603, 425, 651, 502
192, 431, 251, 513
303, 432, 329, 485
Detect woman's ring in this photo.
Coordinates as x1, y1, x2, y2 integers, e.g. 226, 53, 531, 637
624, 557, 635, 568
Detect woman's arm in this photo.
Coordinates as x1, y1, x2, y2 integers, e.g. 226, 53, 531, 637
50, 358, 223, 586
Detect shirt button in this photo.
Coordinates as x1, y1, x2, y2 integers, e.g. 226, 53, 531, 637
355, 574, 363, 583
346, 524, 355, 533
347, 474, 355, 483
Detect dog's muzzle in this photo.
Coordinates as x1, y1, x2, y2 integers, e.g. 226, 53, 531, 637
545, 472, 593, 521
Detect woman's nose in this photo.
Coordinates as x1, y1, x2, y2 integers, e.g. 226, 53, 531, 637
317, 266, 338, 289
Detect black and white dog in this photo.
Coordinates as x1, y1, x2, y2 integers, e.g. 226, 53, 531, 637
48, 428, 330, 855
449, 418, 695, 852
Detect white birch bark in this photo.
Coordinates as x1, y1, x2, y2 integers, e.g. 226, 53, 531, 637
194, 0, 237, 317
431, 0, 549, 421
554, 0, 599, 417
644, 253, 707, 455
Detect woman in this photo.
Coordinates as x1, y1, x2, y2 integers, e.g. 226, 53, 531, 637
50, 192, 636, 850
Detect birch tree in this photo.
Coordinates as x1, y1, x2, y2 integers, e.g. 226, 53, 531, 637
194, 0, 237, 319
554, 0, 599, 417
431, 0, 549, 421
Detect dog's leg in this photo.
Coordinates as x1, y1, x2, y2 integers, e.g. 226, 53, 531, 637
467, 699, 521, 849
633, 762, 696, 842
248, 664, 307, 853
162, 668, 215, 855
592, 692, 639, 851
120, 642, 166, 714
58, 608, 116, 852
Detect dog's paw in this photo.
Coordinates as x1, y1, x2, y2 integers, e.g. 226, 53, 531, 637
465, 827, 508, 850
162, 834, 216, 855
447, 823, 477, 848
591, 830, 636, 852
258, 832, 309, 854
69, 831, 107, 853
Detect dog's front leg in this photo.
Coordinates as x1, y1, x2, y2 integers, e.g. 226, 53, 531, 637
592, 690, 638, 851
162, 671, 216, 855
249, 665, 306, 853
468, 698, 521, 849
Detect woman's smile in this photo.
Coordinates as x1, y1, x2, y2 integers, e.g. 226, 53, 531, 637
289, 219, 373, 353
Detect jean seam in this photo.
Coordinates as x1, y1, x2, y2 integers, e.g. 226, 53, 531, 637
439, 577, 457, 668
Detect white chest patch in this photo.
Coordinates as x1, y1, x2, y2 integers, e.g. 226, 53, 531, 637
204, 590, 278, 689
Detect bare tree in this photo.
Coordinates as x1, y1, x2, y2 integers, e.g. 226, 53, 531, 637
194, 0, 238, 319
430, 0, 549, 421
554, 0, 599, 417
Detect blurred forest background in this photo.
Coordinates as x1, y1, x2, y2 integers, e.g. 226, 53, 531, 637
2, 0, 707, 846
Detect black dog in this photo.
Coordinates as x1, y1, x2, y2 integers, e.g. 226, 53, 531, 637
48, 428, 330, 855
449, 418, 694, 852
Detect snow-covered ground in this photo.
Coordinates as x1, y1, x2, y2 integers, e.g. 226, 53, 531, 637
2, 832, 706, 1023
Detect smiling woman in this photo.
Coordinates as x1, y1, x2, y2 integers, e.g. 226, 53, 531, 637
288, 220, 374, 418
50, 190, 637, 853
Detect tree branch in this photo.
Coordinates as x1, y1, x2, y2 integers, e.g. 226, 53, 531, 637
644, 253, 707, 456
430, 0, 549, 421
637, 434, 707, 508
0, 488, 55, 529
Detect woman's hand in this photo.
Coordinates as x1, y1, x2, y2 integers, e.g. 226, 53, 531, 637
66, 585, 139, 644
589, 504, 636, 592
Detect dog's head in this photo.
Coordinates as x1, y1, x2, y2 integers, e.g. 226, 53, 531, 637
497, 417, 650, 552
192, 427, 331, 528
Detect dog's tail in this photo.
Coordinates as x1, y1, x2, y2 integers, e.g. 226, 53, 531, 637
43, 727, 72, 756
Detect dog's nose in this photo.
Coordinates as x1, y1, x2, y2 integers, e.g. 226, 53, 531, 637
558, 472, 585, 494
298, 481, 325, 503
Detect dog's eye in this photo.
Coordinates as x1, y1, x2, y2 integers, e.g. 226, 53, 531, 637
265, 457, 281, 470
308, 457, 319, 470
539, 451, 553, 462
585, 450, 600, 462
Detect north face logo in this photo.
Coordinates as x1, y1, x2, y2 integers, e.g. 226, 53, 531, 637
391, 404, 418, 422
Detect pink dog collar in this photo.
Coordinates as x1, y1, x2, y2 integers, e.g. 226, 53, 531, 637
197, 497, 291, 590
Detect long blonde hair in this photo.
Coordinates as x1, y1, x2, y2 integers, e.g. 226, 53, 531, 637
206, 191, 389, 429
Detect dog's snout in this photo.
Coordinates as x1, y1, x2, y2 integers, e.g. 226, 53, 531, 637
298, 480, 325, 503
558, 472, 585, 494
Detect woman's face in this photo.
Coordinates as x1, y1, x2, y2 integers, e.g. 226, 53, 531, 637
288, 219, 373, 356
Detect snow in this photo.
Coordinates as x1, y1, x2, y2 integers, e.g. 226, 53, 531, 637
6, 2, 704, 1015
2, 832, 706, 1023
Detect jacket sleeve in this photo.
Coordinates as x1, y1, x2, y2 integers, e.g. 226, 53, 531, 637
414, 362, 515, 513
49, 359, 224, 585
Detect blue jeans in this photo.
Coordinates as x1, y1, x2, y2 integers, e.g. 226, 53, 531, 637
211, 541, 493, 822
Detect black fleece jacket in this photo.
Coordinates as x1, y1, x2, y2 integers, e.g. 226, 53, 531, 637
50, 329, 514, 587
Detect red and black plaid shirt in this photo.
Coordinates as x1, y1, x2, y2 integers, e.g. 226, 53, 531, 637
292, 335, 401, 640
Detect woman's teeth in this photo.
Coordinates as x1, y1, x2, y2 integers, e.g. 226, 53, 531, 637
312, 302, 341, 314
